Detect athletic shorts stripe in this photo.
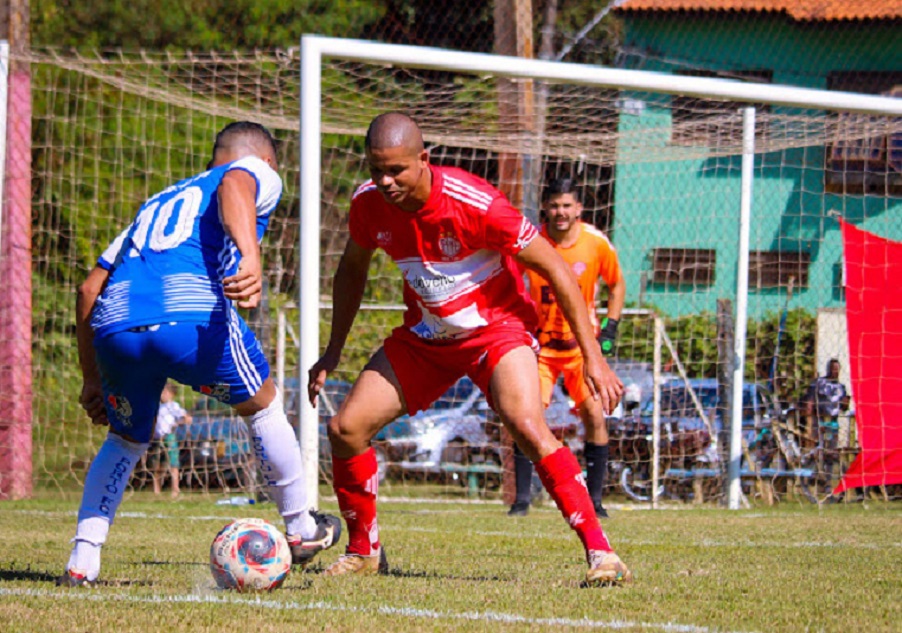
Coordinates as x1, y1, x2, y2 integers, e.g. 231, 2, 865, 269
229, 310, 262, 395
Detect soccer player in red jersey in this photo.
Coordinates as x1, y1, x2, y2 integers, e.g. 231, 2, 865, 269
308, 112, 632, 585
510, 178, 626, 519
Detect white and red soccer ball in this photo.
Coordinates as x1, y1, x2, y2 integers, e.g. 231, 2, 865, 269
210, 518, 291, 592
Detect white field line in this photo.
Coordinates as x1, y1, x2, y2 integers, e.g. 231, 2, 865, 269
0, 587, 752, 633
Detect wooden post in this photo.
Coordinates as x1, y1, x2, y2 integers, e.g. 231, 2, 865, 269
496, 0, 535, 505
493, 0, 535, 216
0, 0, 32, 500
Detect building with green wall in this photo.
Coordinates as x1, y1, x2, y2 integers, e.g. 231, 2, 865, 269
610, 1, 901, 318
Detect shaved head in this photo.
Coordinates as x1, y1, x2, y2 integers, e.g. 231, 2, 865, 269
364, 112, 432, 211
210, 121, 278, 167
365, 112, 424, 154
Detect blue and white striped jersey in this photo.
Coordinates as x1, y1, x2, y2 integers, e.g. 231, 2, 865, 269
91, 156, 282, 336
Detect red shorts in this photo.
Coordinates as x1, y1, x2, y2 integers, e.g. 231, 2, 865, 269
537, 351, 590, 409
384, 320, 539, 415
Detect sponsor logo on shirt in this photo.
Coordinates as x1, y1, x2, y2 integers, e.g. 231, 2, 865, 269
408, 274, 456, 295
200, 383, 232, 403
376, 231, 392, 248
573, 261, 587, 277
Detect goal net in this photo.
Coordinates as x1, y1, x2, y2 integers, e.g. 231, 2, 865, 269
7, 39, 901, 505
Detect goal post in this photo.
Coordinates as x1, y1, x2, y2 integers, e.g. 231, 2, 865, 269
298, 35, 902, 508
11, 40, 901, 502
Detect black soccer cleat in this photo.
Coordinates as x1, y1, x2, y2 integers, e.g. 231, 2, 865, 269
287, 510, 343, 568
507, 502, 530, 517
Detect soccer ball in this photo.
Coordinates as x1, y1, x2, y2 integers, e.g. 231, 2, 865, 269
209, 518, 291, 592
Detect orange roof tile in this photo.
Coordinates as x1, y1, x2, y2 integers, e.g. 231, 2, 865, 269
616, 1, 902, 21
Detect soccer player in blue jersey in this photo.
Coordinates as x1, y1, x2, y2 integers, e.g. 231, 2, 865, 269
60, 122, 340, 587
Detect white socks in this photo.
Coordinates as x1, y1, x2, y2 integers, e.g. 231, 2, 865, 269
68, 433, 148, 580
246, 389, 316, 539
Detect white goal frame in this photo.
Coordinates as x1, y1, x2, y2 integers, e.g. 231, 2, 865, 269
297, 34, 902, 509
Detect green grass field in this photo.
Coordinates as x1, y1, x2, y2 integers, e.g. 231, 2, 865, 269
0, 493, 899, 632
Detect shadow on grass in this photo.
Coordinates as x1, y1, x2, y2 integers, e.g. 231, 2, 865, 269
384, 567, 505, 582
0, 566, 59, 583
302, 562, 505, 583
90, 578, 154, 587
0, 565, 152, 588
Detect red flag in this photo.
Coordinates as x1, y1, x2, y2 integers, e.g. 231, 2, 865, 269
834, 220, 902, 494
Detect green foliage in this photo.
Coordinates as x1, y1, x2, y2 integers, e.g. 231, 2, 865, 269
365, 0, 494, 52
31, 0, 388, 50
541, 0, 625, 64
746, 308, 817, 403
617, 308, 817, 403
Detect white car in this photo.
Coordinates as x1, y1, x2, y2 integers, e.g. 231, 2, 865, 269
386, 377, 500, 481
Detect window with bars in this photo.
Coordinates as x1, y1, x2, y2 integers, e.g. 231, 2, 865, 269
749, 251, 811, 289
825, 72, 902, 195
670, 70, 773, 146
651, 248, 716, 286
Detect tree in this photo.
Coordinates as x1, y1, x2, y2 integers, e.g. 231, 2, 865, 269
31, 0, 386, 50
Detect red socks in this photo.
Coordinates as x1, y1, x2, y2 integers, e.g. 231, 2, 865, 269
334, 446, 611, 556
536, 447, 612, 552
332, 448, 381, 556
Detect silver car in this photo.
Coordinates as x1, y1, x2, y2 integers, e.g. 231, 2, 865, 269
385, 377, 501, 482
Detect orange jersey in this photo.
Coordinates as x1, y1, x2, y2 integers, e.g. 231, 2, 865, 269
525, 221, 622, 355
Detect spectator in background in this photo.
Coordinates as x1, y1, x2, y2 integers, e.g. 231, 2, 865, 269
149, 383, 190, 498
804, 359, 850, 428
802, 359, 850, 475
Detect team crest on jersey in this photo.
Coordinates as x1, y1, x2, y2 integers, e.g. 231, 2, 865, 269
572, 261, 587, 277
200, 383, 232, 402
376, 231, 392, 248
438, 231, 462, 258
106, 394, 133, 427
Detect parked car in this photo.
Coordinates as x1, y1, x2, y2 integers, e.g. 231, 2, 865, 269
605, 359, 662, 412
647, 378, 779, 441
176, 397, 256, 490
615, 378, 782, 502
286, 377, 405, 483
130, 396, 257, 492
385, 376, 500, 482
298, 375, 587, 487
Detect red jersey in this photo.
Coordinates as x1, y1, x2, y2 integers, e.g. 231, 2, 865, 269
349, 165, 539, 341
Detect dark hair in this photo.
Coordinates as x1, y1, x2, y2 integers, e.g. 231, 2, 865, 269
212, 121, 278, 160
543, 178, 581, 203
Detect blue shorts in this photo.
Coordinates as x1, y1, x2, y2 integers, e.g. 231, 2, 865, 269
93, 314, 269, 443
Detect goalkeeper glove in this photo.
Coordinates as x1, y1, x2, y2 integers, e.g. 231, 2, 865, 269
599, 317, 619, 356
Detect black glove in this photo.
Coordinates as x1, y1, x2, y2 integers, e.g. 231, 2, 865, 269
599, 317, 619, 356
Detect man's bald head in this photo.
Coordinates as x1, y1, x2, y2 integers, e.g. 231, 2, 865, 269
210, 121, 278, 168
365, 112, 424, 154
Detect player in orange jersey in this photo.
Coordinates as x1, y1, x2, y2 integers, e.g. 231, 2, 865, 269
510, 178, 626, 519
